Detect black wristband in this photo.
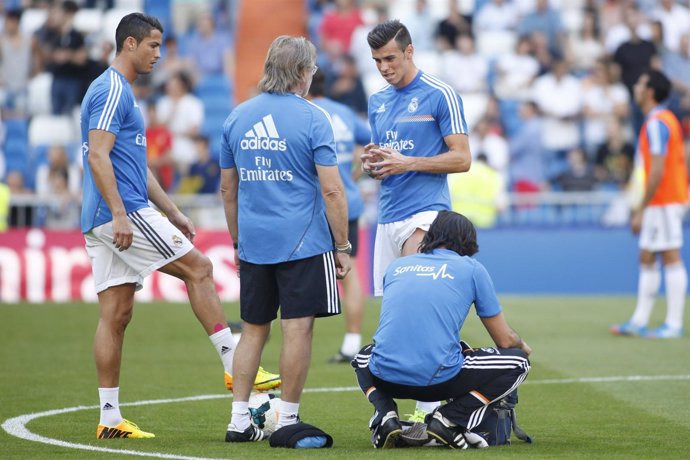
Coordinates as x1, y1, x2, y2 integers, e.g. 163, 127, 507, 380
233, 242, 238, 249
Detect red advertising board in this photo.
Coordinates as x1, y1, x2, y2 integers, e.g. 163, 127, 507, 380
0, 229, 372, 303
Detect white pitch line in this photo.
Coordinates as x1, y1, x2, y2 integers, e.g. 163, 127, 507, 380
4, 374, 690, 460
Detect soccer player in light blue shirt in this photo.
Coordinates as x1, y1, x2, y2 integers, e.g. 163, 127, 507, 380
351, 212, 531, 449
308, 69, 372, 363
362, 18, 472, 418
220, 35, 351, 443
81, 13, 276, 441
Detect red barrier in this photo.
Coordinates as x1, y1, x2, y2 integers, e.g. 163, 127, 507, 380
0, 229, 372, 303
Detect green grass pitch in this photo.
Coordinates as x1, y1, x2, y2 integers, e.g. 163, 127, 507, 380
1, 297, 689, 459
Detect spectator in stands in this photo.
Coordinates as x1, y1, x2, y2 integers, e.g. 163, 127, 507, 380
567, 8, 605, 75
401, 0, 435, 52
649, 20, 669, 59
45, 1, 88, 115
605, 2, 652, 55
594, 118, 634, 188
435, 0, 472, 51
349, 4, 387, 82
186, 12, 234, 81
0, 9, 32, 117
5, 170, 33, 228
530, 31, 556, 74
156, 71, 204, 177
151, 35, 196, 91
651, 0, 690, 54
663, 33, 690, 122
554, 148, 598, 192
449, 153, 507, 228
171, 0, 210, 36
35, 144, 81, 197
473, 0, 518, 33
145, 103, 174, 192
469, 117, 508, 181
517, 0, 565, 57
328, 54, 368, 116
509, 101, 546, 193
83, 39, 115, 101
177, 135, 219, 194
581, 59, 630, 156
41, 168, 80, 229
494, 36, 539, 100
530, 58, 583, 181
32, 2, 61, 74
440, 33, 488, 95
319, 0, 363, 58
613, 4, 658, 136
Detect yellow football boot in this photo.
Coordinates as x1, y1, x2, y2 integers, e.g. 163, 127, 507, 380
97, 419, 155, 439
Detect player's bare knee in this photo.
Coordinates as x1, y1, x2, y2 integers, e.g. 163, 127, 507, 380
186, 253, 214, 284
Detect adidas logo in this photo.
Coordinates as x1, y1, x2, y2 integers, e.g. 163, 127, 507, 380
221, 345, 231, 355
240, 114, 287, 151
103, 403, 114, 410
376, 103, 386, 113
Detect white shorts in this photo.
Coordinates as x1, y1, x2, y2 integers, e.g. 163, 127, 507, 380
84, 207, 194, 294
373, 210, 439, 296
639, 204, 686, 252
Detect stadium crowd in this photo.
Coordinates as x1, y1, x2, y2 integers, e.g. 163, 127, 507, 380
1, 0, 689, 230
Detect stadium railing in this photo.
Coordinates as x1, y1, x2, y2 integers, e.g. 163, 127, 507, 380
5, 190, 640, 229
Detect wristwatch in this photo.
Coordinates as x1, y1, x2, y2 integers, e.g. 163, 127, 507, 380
334, 241, 352, 254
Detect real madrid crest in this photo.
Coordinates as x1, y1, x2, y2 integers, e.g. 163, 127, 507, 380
407, 97, 418, 113
172, 234, 183, 247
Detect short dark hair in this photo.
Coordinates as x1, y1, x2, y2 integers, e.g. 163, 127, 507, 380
308, 68, 326, 97
61, 1, 79, 14
419, 211, 479, 257
367, 19, 412, 51
643, 69, 672, 104
115, 13, 163, 53
5, 9, 22, 21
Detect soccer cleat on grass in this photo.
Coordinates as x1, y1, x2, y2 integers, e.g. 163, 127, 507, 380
225, 423, 265, 442
643, 323, 684, 339
97, 419, 155, 439
225, 366, 282, 392
425, 410, 468, 449
610, 321, 647, 337
327, 351, 354, 364
371, 411, 403, 448
400, 420, 430, 446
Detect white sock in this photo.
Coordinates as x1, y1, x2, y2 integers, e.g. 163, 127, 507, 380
340, 333, 361, 357
664, 262, 687, 329
277, 400, 300, 428
415, 401, 440, 414
230, 401, 250, 430
98, 387, 123, 427
631, 264, 661, 326
210, 327, 235, 375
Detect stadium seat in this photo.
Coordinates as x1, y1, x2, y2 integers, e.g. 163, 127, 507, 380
27, 73, 53, 116
476, 30, 517, 60
19, 8, 48, 36
28, 115, 78, 147
115, 0, 143, 10
461, 92, 489, 132
362, 73, 387, 98
102, 8, 139, 43
74, 9, 104, 36
414, 50, 441, 77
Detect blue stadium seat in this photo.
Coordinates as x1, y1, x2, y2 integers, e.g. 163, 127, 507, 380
499, 99, 522, 139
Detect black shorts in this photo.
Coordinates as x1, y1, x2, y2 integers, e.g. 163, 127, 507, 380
239, 252, 341, 324
348, 219, 360, 257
